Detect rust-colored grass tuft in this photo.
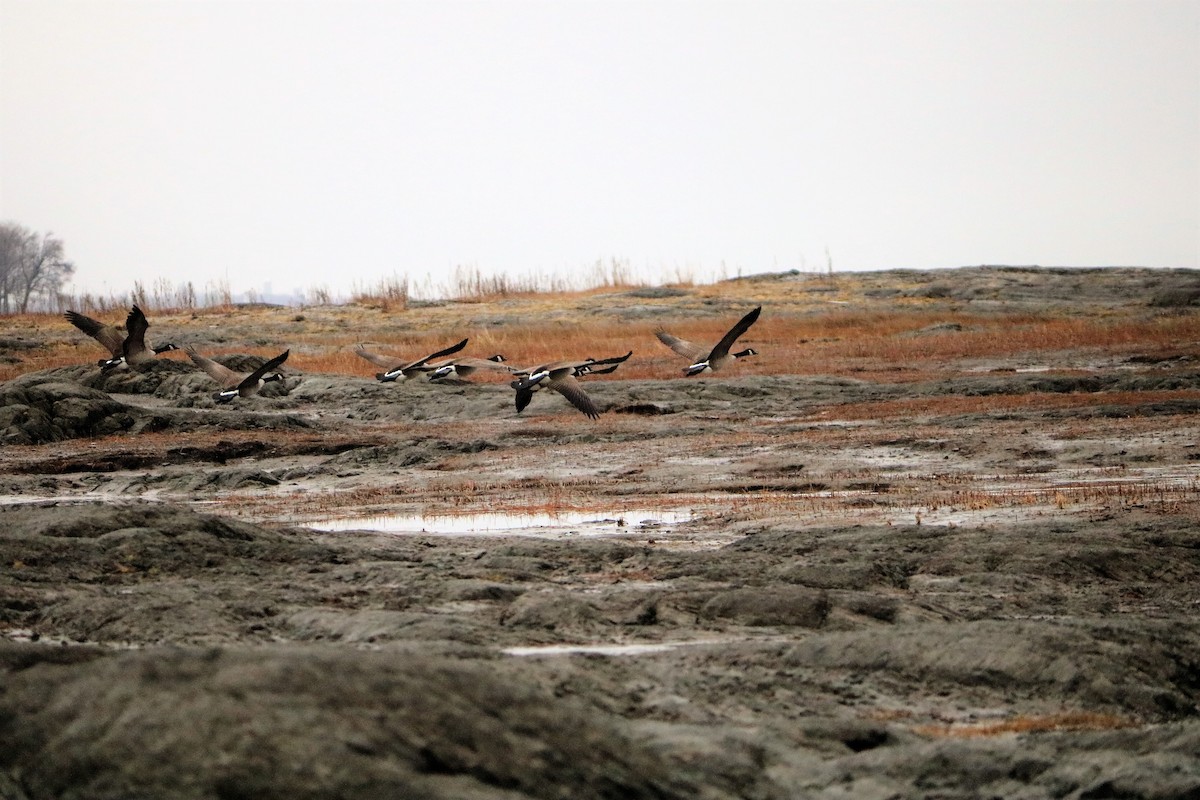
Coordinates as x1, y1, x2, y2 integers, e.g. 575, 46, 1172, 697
7, 285, 1200, 384
813, 389, 1200, 422
913, 711, 1140, 739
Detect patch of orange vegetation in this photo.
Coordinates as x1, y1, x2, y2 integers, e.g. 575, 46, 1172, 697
7, 299, 1200, 384
913, 711, 1139, 738
813, 389, 1200, 421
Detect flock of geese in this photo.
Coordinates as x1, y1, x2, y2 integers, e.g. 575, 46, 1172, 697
64, 305, 763, 419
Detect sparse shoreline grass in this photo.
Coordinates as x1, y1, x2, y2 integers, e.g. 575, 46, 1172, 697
7, 300, 1200, 385
43, 257, 682, 315
912, 711, 1142, 738
5, 267, 1199, 387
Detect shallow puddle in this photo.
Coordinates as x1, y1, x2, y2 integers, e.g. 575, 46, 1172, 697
502, 642, 687, 657
502, 638, 736, 657
304, 508, 695, 537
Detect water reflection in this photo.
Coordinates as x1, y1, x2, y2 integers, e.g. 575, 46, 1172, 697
503, 642, 689, 657
307, 508, 694, 536
502, 637, 765, 657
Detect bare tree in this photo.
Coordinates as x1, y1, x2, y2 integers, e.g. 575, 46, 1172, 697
0, 222, 75, 313
0, 224, 21, 314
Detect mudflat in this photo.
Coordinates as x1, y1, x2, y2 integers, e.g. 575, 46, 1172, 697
2, 266, 1199, 799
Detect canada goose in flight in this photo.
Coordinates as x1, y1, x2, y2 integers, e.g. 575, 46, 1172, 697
510, 351, 632, 419
655, 306, 761, 376
185, 347, 290, 403
353, 339, 468, 382
64, 305, 178, 371
428, 355, 511, 381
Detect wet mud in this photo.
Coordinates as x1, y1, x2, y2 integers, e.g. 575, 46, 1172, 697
2, 267, 1199, 798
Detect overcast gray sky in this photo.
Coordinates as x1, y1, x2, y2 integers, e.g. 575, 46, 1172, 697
2, 0, 1197, 300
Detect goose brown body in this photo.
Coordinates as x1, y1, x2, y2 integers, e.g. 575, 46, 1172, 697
186, 347, 290, 403
428, 355, 512, 381
509, 351, 632, 419
354, 339, 469, 382
65, 305, 178, 370
655, 306, 761, 376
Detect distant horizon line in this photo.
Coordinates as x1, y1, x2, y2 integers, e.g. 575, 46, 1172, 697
40, 263, 1197, 314
61, 262, 1196, 299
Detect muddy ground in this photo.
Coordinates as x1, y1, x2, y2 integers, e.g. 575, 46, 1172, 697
1, 267, 1199, 799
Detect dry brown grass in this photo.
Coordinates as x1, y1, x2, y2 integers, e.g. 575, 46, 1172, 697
6, 284, 1200, 384
913, 711, 1140, 738
289, 309, 1200, 382
364, 309, 1197, 375
821, 311, 1197, 358
811, 389, 1200, 422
